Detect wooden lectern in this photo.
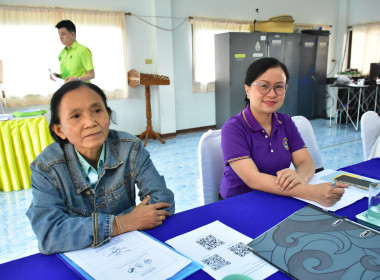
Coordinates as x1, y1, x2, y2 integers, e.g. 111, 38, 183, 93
128, 69, 170, 146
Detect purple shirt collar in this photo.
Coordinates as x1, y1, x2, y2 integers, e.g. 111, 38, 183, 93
242, 105, 282, 132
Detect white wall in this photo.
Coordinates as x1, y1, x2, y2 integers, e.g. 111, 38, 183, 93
348, 0, 380, 25
2, 0, 380, 134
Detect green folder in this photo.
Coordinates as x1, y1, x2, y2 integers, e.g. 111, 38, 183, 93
12, 109, 47, 117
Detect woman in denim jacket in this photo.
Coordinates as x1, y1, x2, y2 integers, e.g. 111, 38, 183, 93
26, 81, 175, 254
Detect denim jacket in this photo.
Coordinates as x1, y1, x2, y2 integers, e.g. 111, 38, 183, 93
26, 130, 175, 254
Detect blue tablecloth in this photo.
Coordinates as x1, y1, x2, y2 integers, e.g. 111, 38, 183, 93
0, 159, 377, 280
339, 158, 380, 181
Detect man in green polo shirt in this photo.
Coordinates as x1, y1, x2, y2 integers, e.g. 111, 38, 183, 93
51, 20, 95, 83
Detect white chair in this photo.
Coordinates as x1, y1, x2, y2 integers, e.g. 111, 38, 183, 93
198, 118, 323, 205
291, 116, 324, 172
360, 111, 380, 160
198, 129, 224, 205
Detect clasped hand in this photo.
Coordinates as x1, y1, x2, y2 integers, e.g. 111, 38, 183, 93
276, 168, 305, 190
127, 195, 171, 231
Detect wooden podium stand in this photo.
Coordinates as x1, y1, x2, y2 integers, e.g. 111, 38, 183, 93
128, 69, 170, 146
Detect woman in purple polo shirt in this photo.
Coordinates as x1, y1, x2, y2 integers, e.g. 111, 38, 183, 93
220, 57, 347, 207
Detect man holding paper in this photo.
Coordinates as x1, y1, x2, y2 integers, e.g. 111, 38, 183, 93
50, 20, 95, 83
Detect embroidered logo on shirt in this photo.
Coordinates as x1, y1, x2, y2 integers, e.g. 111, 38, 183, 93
283, 138, 289, 150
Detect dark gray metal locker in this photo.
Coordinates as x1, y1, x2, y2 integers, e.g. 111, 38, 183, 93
298, 34, 318, 118
283, 33, 301, 116
215, 32, 328, 123
313, 34, 329, 117
267, 33, 300, 116
297, 33, 329, 118
215, 32, 267, 129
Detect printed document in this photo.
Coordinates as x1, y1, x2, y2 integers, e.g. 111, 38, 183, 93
62, 230, 192, 280
166, 220, 277, 280
49, 69, 64, 86
294, 169, 367, 211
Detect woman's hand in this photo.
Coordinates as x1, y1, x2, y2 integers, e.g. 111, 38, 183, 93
276, 168, 306, 191
310, 182, 348, 207
116, 195, 171, 234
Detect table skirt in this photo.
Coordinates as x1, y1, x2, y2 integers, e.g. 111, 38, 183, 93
0, 116, 53, 192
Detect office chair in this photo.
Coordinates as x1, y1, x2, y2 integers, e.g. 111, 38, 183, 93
360, 111, 380, 160
198, 129, 224, 204
291, 116, 324, 172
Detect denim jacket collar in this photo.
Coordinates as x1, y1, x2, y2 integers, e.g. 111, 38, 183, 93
63, 135, 124, 195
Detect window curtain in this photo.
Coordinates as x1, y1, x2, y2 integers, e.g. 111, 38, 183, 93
0, 5, 128, 107
191, 17, 251, 93
351, 22, 380, 75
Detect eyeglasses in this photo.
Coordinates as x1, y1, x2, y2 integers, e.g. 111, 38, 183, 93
251, 81, 288, 96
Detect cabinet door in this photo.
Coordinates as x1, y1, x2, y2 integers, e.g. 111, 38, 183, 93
298, 34, 318, 118
314, 35, 329, 117
229, 32, 268, 117
283, 33, 301, 116
215, 32, 268, 128
267, 33, 301, 116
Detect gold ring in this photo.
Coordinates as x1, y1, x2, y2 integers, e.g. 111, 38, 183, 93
160, 215, 163, 221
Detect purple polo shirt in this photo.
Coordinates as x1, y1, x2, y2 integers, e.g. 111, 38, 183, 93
220, 105, 306, 198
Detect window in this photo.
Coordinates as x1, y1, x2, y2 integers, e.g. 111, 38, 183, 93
191, 17, 251, 93
0, 6, 128, 107
350, 22, 380, 75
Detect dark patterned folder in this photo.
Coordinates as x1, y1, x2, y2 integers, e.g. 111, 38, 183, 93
247, 205, 380, 280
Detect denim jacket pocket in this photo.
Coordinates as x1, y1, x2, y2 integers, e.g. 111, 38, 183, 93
104, 179, 134, 214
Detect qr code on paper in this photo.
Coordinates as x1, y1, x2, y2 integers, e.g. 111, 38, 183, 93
228, 242, 251, 257
196, 234, 224, 251
202, 254, 231, 271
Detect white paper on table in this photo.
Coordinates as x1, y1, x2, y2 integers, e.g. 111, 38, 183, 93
49, 69, 65, 86
0, 113, 13, 121
166, 220, 277, 280
294, 169, 367, 211
63, 230, 191, 280
318, 169, 377, 198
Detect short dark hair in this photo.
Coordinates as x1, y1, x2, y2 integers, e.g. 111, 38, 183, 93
244, 57, 289, 105
49, 81, 114, 144
55, 20, 76, 33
